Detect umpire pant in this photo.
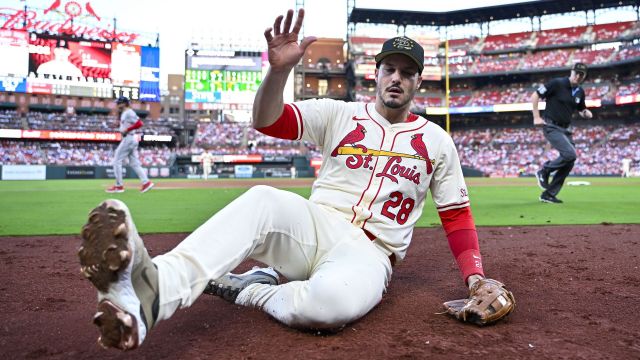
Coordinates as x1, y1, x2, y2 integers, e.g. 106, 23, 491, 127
541, 124, 576, 197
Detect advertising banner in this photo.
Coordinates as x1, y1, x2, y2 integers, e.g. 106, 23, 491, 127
111, 42, 141, 87
0, 29, 28, 77
139, 46, 160, 102
2, 165, 46, 180
234, 165, 253, 178
65, 166, 95, 179
0, 75, 26, 92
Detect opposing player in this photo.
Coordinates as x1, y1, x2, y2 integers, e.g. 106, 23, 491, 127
106, 96, 154, 193
621, 158, 631, 178
78, 9, 514, 351
200, 149, 215, 180
532, 63, 592, 203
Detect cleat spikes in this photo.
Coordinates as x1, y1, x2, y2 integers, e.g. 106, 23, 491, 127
97, 337, 109, 349
89, 211, 100, 223
117, 312, 133, 327
81, 226, 91, 240
113, 223, 127, 237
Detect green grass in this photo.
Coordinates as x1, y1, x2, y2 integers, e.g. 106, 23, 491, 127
0, 177, 638, 236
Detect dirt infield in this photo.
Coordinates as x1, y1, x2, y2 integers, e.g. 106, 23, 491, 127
2, 224, 639, 359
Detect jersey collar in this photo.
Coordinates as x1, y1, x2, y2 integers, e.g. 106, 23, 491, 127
367, 103, 424, 128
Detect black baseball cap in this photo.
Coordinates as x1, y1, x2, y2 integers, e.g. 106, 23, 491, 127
115, 96, 129, 105
572, 62, 588, 75
375, 36, 424, 74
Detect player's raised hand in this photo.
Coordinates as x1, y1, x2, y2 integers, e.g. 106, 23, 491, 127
264, 9, 316, 73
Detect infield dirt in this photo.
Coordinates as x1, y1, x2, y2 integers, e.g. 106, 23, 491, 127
1, 223, 638, 359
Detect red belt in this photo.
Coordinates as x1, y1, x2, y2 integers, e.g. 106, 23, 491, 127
363, 228, 396, 267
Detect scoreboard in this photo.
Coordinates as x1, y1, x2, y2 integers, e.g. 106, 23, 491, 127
184, 50, 266, 108
185, 69, 262, 103
0, 29, 160, 101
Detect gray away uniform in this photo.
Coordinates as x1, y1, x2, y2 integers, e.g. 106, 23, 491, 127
113, 108, 149, 186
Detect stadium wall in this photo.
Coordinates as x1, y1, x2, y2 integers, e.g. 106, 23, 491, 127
0, 158, 316, 180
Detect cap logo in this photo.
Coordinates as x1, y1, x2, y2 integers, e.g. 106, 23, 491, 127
393, 37, 414, 50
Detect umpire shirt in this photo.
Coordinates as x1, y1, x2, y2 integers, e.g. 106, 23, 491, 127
536, 77, 586, 128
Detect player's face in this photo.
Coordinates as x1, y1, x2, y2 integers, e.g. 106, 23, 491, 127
569, 70, 586, 85
116, 102, 126, 111
375, 55, 422, 109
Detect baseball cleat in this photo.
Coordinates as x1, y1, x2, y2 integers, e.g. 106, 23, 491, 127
535, 169, 549, 190
539, 192, 563, 204
105, 185, 125, 193
204, 267, 279, 303
78, 199, 159, 350
140, 181, 154, 193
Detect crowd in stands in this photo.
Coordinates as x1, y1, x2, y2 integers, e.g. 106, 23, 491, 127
473, 21, 637, 50
482, 31, 533, 52
535, 25, 590, 47
1, 16, 639, 175
520, 49, 572, 70
0, 140, 174, 167
614, 44, 640, 62
0, 110, 23, 128
431, 21, 638, 53
1, 111, 179, 137
37, 113, 178, 136
2, 119, 638, 176
452, 123, 640, 176
193, 121, 320, 158
617, 81, 640, 97
412, 74, 636, 110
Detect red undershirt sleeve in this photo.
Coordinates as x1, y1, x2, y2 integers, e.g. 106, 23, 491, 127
255, 104, 300, 140
126, 119, 143, 132
438, 206, 485, 283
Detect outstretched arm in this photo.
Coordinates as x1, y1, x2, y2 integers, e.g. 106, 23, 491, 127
252, 9, 316, 129
531, 92, 544, 126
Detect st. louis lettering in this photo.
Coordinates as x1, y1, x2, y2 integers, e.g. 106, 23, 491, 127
376, 156, 421, 185
346, 153, 374, 170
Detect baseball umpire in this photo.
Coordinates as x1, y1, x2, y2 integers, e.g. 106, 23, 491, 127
532, 63, 592, 203
78, 9, 514, 351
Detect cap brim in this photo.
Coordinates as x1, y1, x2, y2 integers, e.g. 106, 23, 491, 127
375, 50, 424, 72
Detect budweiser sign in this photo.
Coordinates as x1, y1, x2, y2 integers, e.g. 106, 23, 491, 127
0, 1, 139, 43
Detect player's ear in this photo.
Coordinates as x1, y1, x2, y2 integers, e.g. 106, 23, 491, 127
374, 68, 379, 84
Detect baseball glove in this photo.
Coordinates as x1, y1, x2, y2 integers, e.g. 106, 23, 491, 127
442, 278, 515, 326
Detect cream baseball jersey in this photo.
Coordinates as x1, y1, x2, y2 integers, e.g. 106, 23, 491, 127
119, 108, 139, 134
287, 98, 470, 260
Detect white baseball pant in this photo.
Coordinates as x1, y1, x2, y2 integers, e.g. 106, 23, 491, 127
203, 163, 212, 180
152, 185, 393, 329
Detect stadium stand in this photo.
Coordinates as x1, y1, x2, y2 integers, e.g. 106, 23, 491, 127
2, 5, 638, 177
452, 124, 640, 176
481, 31, 533, 52
535, 25, 589, 47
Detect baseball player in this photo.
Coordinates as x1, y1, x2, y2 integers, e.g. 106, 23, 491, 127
200, 149, 215, 180
78, 9, 514, 351
621, 158, 631, 178
106, 96, 155, 193
532, 63, 592, 203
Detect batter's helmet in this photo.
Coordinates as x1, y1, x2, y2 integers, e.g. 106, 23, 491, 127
115, 96, 129, 105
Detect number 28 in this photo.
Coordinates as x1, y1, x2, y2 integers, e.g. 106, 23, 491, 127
381, 191, 415, 225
